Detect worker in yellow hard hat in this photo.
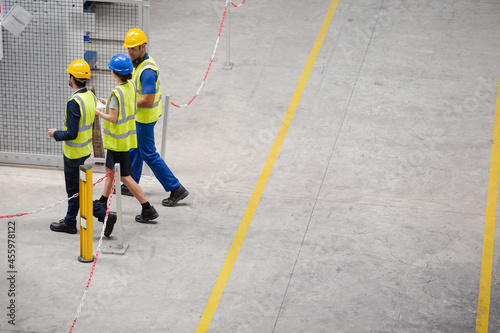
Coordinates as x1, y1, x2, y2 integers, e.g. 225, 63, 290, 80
120, 28, 189, 207
47, 59, 116, 236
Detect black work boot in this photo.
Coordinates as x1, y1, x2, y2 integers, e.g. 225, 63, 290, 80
104, 212, 117, 237
120, 184, 134, 197
94, 200, 116, 237
50, 219, 77, 234
162, 184, 189, 207
135, 206, 159, 223
113, 184, 133, 196
94, 199, 106, 209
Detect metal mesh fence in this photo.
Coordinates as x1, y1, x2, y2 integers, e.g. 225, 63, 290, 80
0, 0, 143, 166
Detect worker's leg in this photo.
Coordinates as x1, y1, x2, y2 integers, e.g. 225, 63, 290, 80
136, 121, 180, 192
122, 175, 159, 223
102, 167, 114, 198
63, 155, 89, 226
121, 176, 147, 204
129, 143, 144, 185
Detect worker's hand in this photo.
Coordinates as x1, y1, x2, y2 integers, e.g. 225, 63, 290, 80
48, 128, 56, 138
100, 98, 107, 105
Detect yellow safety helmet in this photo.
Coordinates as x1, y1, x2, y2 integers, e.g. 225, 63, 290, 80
123, 28, 148, 48
66, 59, 91, 79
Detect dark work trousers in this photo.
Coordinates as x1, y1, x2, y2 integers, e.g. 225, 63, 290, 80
63, 155, 107, 226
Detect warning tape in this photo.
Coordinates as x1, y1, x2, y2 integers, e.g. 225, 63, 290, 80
0, 170, 113, 219
231, 0, 246, 7
171, 0, 246, 108
69, 171, 117, 332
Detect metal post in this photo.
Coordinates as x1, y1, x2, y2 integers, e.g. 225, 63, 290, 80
223, 3, 233, 70
161, 95, 169, 160
0, 2, 3, 61
142, 0, 150, 51
142, 0, 153, 179
102, 163, 129, 255
115, 163, 124, 248
78, 165, 94, 263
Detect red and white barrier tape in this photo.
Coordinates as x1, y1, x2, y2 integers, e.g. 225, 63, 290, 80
0, 170, 113, 219
171, 0, 246, 108
231, 0, 246, 7
69, 171, 117, 332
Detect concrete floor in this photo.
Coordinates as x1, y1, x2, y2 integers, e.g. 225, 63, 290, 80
1, 0, 500, 332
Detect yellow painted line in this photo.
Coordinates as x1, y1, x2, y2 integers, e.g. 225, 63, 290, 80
476, 72, 500, 333
195, 1, 340, 331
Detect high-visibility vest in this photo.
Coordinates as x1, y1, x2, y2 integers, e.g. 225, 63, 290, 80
63, 90, 96, 159
103, 81, 138, 152
132, 56, 162, 124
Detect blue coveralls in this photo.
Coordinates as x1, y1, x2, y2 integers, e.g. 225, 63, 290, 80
129, 55, 180, 192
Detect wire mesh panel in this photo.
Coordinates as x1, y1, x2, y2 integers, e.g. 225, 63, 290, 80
0, 0, 145, 167
84, 1, 140, 102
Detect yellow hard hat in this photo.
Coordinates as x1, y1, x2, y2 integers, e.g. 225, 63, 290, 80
123, 28, 147, 48
66, 59, 91, 79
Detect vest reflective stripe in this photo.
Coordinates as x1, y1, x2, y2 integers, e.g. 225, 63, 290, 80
65, 138, 92, 148
103, 128, 137, 140
132, 57, 162, 124
113, 87, 137, 125
63, 91, 96, 159
69, 95, 94, 131
136, 96, 162, 110
103, 81, 138, 152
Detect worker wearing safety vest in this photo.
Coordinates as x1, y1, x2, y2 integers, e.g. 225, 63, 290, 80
48, 60, 117, 236
120, 28, 189, 207
95, 54, 159, 223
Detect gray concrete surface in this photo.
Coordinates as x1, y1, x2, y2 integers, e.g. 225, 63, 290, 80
1, 0, 500, 332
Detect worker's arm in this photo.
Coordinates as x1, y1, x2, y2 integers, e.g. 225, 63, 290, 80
137, 69, 157, 108
48, 100, 80, 140
96, 108, 118, 123
96, 93, 119, 123
137, 93, 155, 108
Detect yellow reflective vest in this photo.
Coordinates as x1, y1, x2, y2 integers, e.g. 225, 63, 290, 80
132, 56, 162, 124
103, 81, 138, 152
63, 90, 96, 159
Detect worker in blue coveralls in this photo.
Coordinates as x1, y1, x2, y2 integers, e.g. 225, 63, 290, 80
48, 59, 116, 236
120, 28, 189, 206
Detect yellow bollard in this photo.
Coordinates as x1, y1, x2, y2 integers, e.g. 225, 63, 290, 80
78, 165, 94, 263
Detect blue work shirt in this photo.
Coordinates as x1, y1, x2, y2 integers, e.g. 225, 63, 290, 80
140, 54, 158, 95
54, 87, 88, 142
